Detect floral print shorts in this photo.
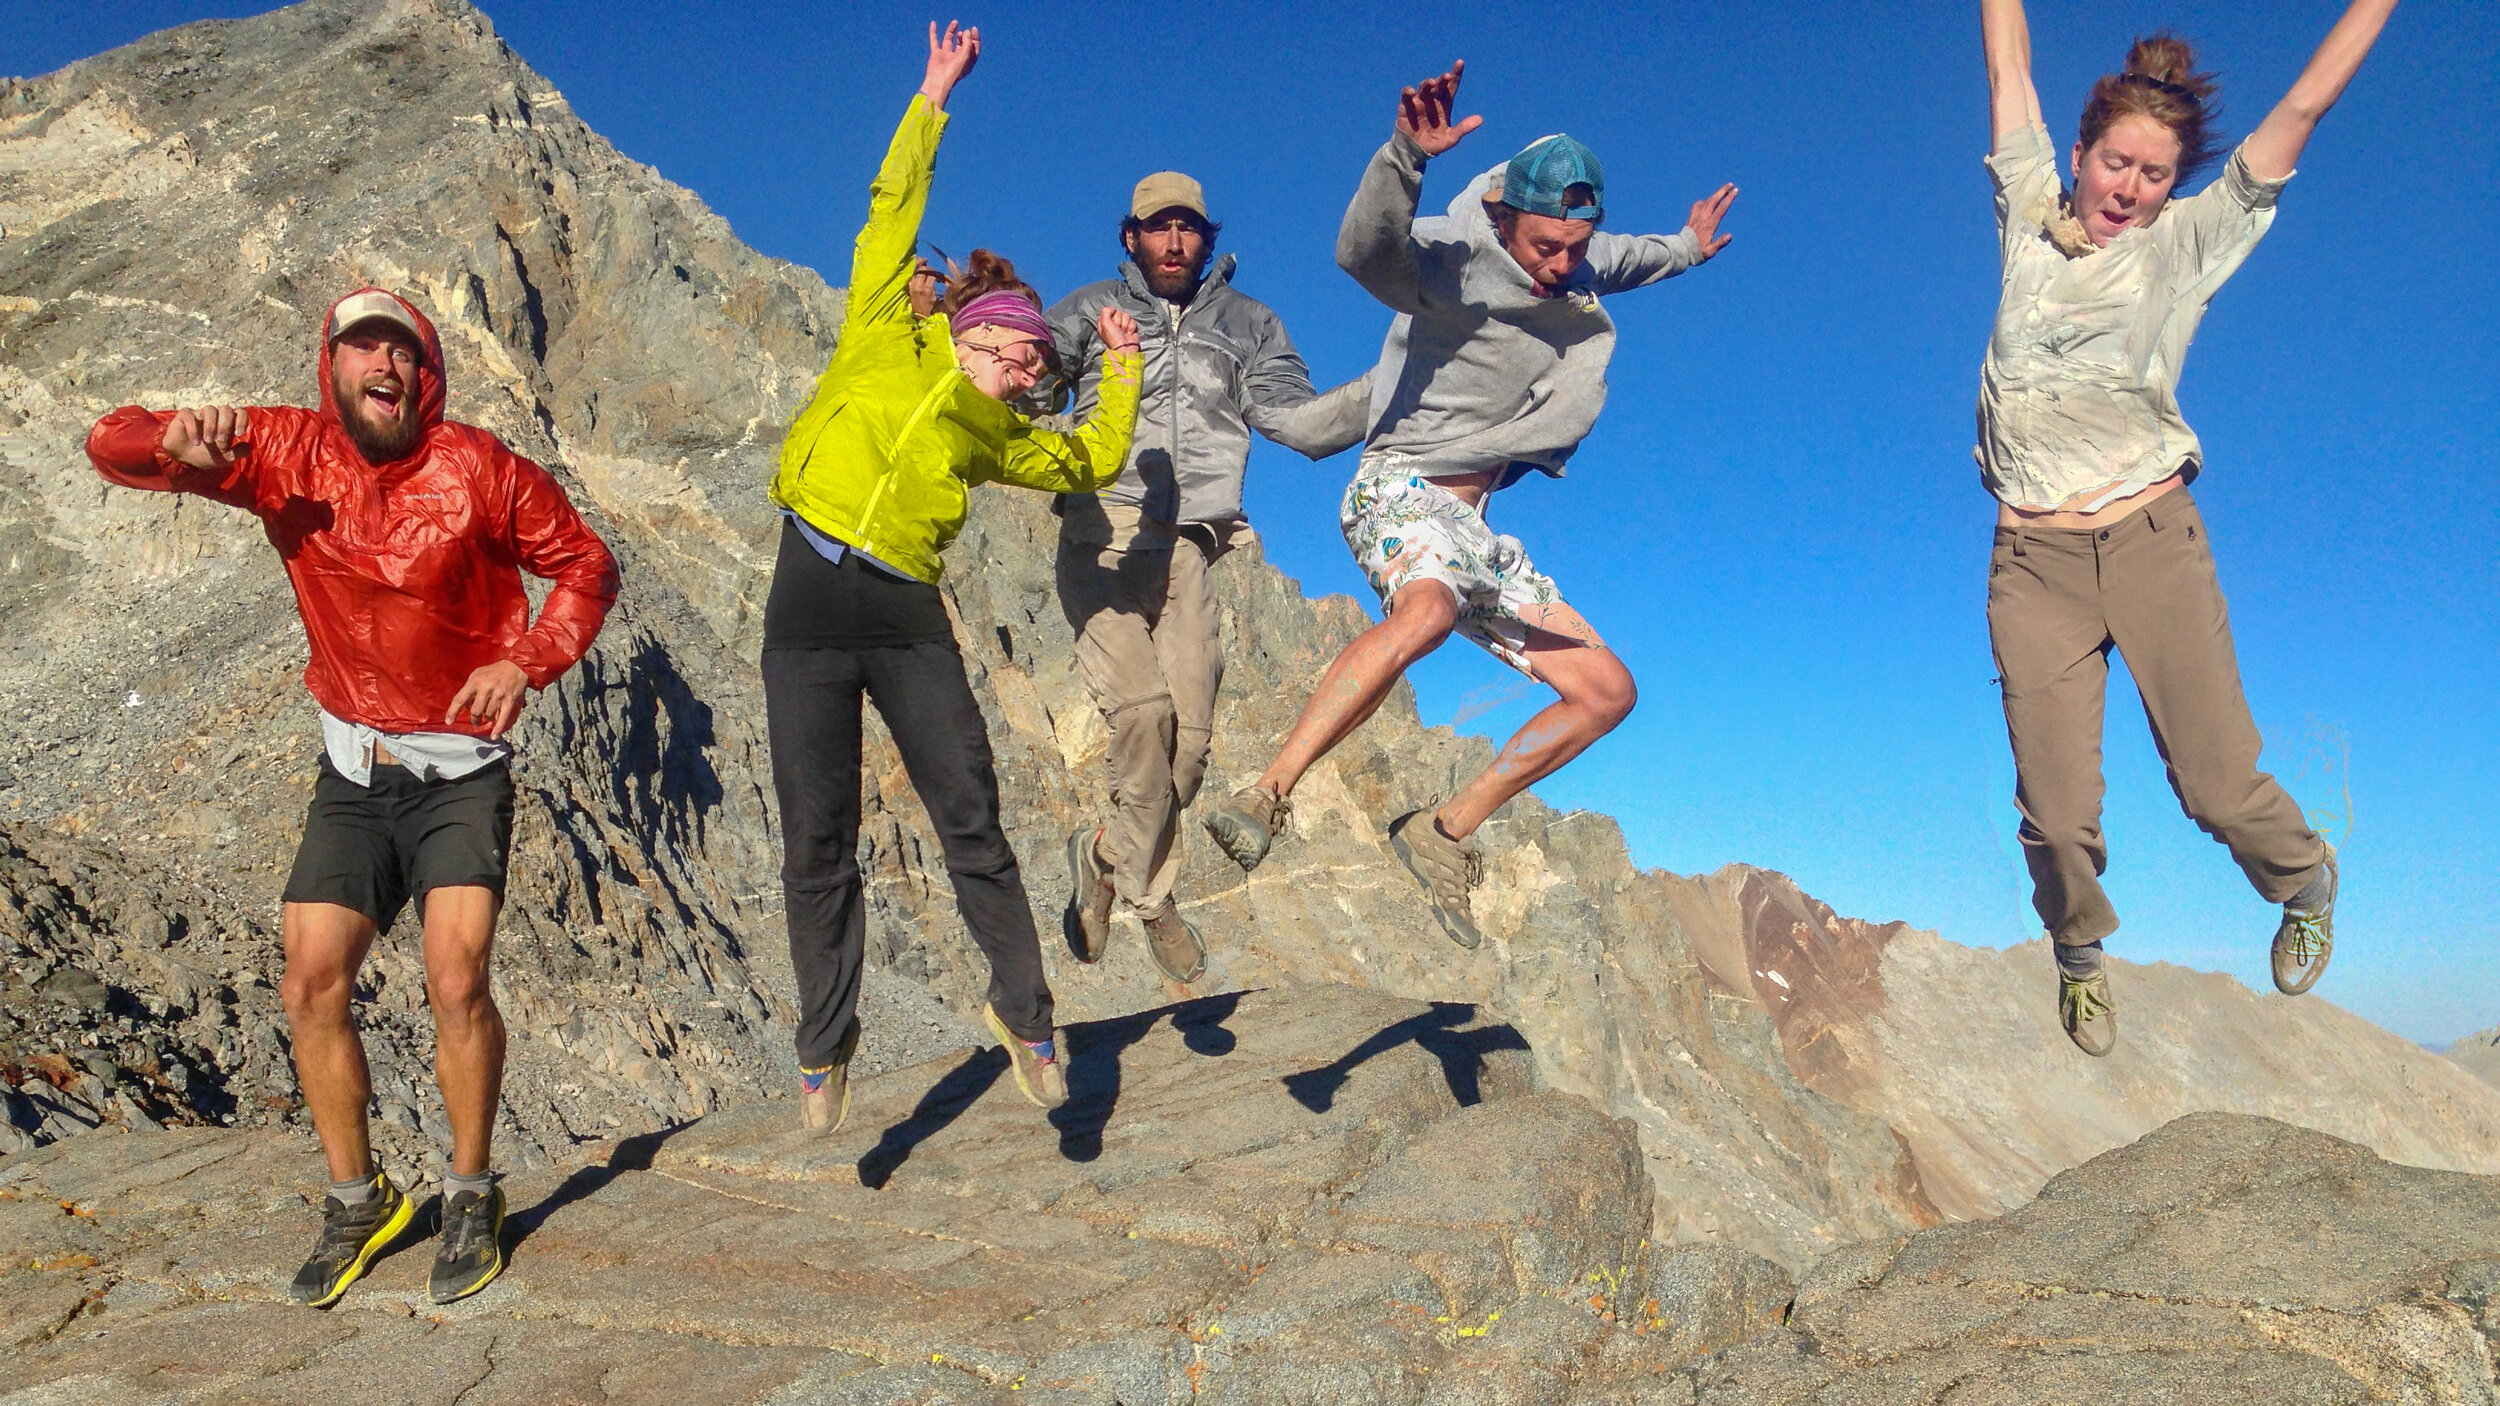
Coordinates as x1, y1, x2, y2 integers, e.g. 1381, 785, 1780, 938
1339, 456, 1592, 679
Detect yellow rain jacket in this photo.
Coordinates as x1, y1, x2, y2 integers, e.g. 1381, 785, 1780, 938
771, 96, 1142, 585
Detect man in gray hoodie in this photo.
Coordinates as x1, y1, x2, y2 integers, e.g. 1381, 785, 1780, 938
1049, 172, 1365, 986
1204, 61, 1736, 949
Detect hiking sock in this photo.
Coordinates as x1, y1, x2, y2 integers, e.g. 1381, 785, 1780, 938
329, 1172, 381, 1206
1021, 1036, 1056, 1062
800, 1063, 837, 1093
2288, 863, 2333, 911
2056, 940, 2106, 979
443, 1169, 495, 1201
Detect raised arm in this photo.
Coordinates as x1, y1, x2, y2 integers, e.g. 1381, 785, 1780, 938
1337, 61, 1482, 314
990, 309, 1145, 494
87, 403, 273, 511
2241, 0, 2398, 181
1981, 0, 2046, 140
846, 23, 980, 333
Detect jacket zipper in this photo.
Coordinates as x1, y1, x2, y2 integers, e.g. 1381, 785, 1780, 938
851, 371, 959, 557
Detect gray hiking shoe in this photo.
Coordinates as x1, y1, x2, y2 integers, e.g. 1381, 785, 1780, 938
1387, 809, 1483, 950
799, 1019, 860, 1134
287, 1172, 415, 1308
2272, 845, 2338, 996
1065, 825, 1114, 963
2059, 969, 2118, 1057
1204, 784, 1290, 872
983, 1003, 1069, 1111
429, 1181, 506, 1304
1143, 903, 1206, 984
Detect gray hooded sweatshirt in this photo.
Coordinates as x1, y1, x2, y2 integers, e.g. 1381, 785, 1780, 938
1339, 130, 1707, 489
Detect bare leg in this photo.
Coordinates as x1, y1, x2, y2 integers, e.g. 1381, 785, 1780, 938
1436, 604, 1636, 839
1256, 579, 1458, 797
280, 902, 382, 1184
420, 885, 505, 1178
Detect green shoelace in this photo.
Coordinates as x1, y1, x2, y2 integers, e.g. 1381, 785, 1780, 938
2060, 974, 2111, 1025
2280, 910, 2331, 963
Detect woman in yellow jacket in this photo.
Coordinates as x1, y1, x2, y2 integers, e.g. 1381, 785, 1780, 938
764, 21, 1143, 1128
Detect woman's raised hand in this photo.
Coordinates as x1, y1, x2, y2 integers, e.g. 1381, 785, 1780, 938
1396, 61, 1483, 157
1096, 306, 1141, 355
919, 20, 980, 111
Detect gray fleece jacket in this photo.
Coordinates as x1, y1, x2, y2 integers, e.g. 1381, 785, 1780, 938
1340, 130, 1707, 488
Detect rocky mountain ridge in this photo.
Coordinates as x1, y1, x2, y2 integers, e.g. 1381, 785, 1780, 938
1, 0, 2492, 1294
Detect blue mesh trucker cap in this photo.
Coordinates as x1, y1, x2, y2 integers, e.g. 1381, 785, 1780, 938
1500, 134, 1605, 222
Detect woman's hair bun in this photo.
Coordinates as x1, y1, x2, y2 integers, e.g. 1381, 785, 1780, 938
2123, 32, 2220, 102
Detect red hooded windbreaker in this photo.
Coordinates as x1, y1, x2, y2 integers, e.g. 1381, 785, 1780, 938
85, 289, 620, 738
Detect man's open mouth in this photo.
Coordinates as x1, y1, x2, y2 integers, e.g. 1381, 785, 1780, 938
363, 383, 405, 415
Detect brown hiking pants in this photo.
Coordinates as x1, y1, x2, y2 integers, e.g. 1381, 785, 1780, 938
1056, 502, 1242, 917
1986, 490, 2326, 949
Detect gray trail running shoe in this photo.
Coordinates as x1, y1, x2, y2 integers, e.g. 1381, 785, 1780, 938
983, 1003, 1069, 1111
288, 1172, 415, 1308
2059, 969, 2118, 1057
430, 1181, 506, 1304
800, 1019, 861, 1134
2272, 845, 2338, 996
1204, 784, 1291, 872
1144, 903, 1207, 984
1387, 809, 1484, 950
1065, 825, 1114, 963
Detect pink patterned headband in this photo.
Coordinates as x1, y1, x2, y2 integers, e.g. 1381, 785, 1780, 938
952, 290, 1052, 345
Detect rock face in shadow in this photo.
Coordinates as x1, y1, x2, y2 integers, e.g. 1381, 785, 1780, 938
1696, 1113, 2500, 1405
1697, 866, 2500, 1220
2, 0, 2492, 1297
0, 985, 1799, 1404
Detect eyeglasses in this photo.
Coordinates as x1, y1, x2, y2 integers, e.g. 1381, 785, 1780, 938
959, 337, 1049, 380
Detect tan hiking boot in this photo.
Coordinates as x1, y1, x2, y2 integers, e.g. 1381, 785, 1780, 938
1204, 784, 1291, 872
1065, 825, 1114, 963
2271, 845, 2337, 996
1387, 809, 1483, 950
799, 1019, 860, 1133
1143, 903, 1206, 984
983, 1003, 1068, 1111
2059, 969, 2117, 1057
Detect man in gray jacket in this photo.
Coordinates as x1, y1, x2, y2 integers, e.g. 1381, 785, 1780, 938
1203, 61, 1736, 950
1051, 172, 1364, 984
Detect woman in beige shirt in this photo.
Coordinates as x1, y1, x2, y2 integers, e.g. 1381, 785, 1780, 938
1976, 0, 2398, 1055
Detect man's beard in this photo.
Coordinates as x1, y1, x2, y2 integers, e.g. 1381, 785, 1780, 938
1139, 256, 1207, 302
334, 376, 424, 464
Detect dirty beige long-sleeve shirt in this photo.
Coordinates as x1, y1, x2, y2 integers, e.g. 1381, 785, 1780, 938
1976, 122, 2292, 513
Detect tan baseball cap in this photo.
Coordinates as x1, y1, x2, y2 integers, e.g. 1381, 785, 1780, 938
1130, 171, 1208, 222
326, 289, 425, 344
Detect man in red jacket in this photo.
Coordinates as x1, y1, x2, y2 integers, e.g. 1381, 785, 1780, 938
86, 288, 618, 1309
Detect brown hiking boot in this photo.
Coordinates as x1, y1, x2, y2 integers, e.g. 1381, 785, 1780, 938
983, 1003, 1068, 1111
2059, 969, 2117, 1057
1143, 903, 1206, 984
1204, 784, 1291, 872
2271, 845, 2337, 996
1065, 825, 1114, 963
799, 1019, 860, 1133
1387, 809, 1483, 950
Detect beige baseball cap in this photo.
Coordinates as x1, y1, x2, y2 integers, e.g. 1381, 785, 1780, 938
326, 289, 425, 344
1130, 171, 1208, 222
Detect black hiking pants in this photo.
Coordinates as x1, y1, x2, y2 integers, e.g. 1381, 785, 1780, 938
762, 640, 1054, 1069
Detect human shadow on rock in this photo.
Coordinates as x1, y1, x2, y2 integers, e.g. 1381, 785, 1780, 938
1050, 990, 1245, 1164
507, 1122, 689, 1252
857, 1045, 1009, 1189
1282, 1002, 1528, 1113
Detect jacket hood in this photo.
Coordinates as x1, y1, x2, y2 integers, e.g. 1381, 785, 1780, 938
316, 288, 447, 432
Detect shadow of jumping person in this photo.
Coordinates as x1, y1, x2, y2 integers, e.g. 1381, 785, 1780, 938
1281, 1002, 1530, 1113
1051, 990, 1247, 1164
507, 1122, 688, 1253
856, 1045, 1009, 1189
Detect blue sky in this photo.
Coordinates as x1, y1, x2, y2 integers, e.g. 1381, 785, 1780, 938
17, 2, 2497, 1045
